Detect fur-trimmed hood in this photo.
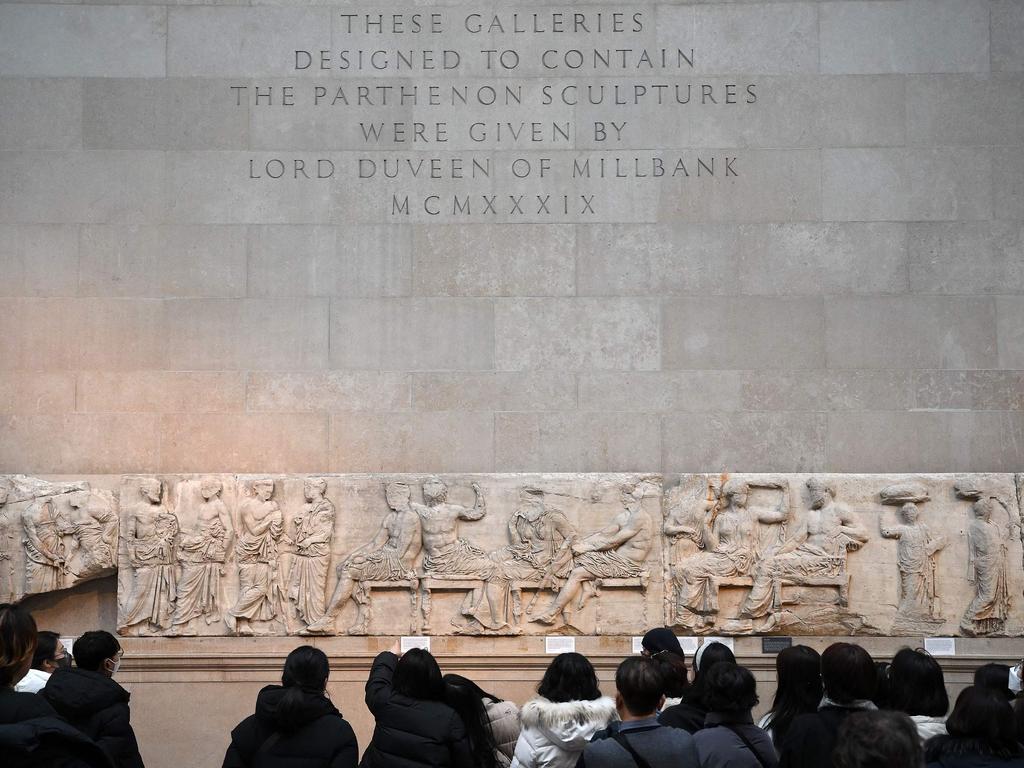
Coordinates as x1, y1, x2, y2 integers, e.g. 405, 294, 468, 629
519, 696, 617, 749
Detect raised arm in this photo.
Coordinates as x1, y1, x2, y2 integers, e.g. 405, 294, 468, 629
880, 523, 903, 540
457, 482, 486, 521
364, 651, 399, 713
838, 508, 869, 544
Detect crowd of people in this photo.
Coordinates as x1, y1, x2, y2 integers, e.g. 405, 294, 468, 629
4, 602, 1024, 768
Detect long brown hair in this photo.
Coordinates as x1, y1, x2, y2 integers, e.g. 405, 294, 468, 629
0, 603, 37, 688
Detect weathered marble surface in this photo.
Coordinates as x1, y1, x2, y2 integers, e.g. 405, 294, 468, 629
7, 472, 1023, 638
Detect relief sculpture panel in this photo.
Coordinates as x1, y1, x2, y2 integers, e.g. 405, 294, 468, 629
5, 472, 1022, 638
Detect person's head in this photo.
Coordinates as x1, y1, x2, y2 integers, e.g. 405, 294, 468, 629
518, 488, 545, 521
72, 631, 122, 677
705, 662, 758, 715
393, 648, 444, 701
252, 478, 274, 502
888, 648, 948, 718
615, 656, 665, 718
873, 662, 892, 709
385, 481, 411, 512
444, 674, 500, 768
945, 686, 1022, 758
975, 663, 1014, 701
140, 478, 161, 503
821, 643, 876, 705
973, 498, 993, 521
422, 478, 447, 505
274, 646, 330, 730
0, 603, 37, 688
722, 479, 749, 508
200, 477, 222, 500
767, 645, 823, 745
1013, 698, 1024, 748
687, 641, 737, 707
641, 628, 688, 697
899, 502, 920, 524
833, 710, 924, 768
304, 477, 327, 502
537, 652, 602, 703
807, 478, 836, 510
31, 631, 70, 673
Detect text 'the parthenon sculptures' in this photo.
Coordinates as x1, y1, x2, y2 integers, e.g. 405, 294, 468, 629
7, 471, 1020, 639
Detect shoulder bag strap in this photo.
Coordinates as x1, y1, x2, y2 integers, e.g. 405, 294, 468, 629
256, 730, 283, 755
721, 723, 772, 768
612, 732, 655, 768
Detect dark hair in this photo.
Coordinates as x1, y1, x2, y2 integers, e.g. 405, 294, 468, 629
444, 674, 499, 768
0, 603, 37, 687
394, 648, 444, 701
1013, 697, 1024, 747
888, 648, 948, 718
277, 646, 330, 731
974, 663, 1014, 701
833, 710, 924, 768
72, 631, 120, 672
537, 653, 602, 703
764, 645, 822, 747
821, 643, 876, 704
642, 628, 688, 698
616, 656, 666, 716
926, 686, 1023, 761
685, 642, 736, 709
873, 662, 892, 709
31, 631, 60, 670
704, 662, 759, 713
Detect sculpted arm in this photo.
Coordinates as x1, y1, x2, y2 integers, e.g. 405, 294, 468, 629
838, 508, 869, 544
456, 482, 486, 522
575, 513, 638, 553
397, 515, 421, 565
775, 518, 809, 555
880, 523, 903, 539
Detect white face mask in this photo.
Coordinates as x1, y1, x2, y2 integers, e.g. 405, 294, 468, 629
107, 657, 121, 677
1010, 665, 1022, 694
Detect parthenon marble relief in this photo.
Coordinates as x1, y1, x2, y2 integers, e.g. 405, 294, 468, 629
3, 473, 1022, 638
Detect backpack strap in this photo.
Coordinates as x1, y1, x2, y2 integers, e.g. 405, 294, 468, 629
612, 732, 655, 768
720, 723, 773, 768
256, 731, 282, 756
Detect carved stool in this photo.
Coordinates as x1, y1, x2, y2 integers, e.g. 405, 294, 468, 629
419, 574, 486, 633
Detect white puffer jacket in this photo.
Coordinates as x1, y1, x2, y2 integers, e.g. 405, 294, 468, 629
509, 696, 617, 768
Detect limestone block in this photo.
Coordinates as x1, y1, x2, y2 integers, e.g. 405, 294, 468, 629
0, 225, 79, 297
0, 415, 160, 474
330, 298, 493, 370
820, 0, 990, 74
412, 372, 576, 412
576, 223, 740, 296
248, 225, 411, 298
159, 414, 329, 473
0, 5, 166, 77
741, 370, 914, 412
411, 224, 575, 296
0, 151, 165, 224
494, 413, 662, 472
0, 298, 164, 371
0, 373, 76, 414
577, 372, 743, 413
77, 372, 247, 414
162, 298, 329, 370
495, 298, 659, 371
997, 296, 1024, 369
907, 76, 1024, 146
827, 413, 1024, 473
167, 7, 331, 77
912, 371, 1024, 411
825, 296, 998, 370
909, 222, 1024, 294
662, 413, 827, 472
247, 372, 411, 412
79, 225, 247, 298
329, 413, 495, 472
83, 79, 249, 150
657, 4, 818, 74
658, 149, 820, 223
994, 149, 1024, 220
0, 475, 117, 603
823, 148, 992, 222
992, 1, 1024, 72
0, 79, 81, 150
661, 297, 823, 370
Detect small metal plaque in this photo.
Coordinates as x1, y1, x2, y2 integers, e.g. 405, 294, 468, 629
762, 636, 793, 654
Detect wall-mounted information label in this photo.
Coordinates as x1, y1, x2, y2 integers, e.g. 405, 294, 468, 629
924, 637, 956, 656
762, 637, 793, 654
678, 637, 700, 655
632, 636, 645, 654
546, 636, 576, 654
401, 636, 431, 653
702, 636, 735, 653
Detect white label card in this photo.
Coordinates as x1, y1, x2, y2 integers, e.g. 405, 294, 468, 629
924, 637, 956, 657
678, 637, 700, 655
701, 636, 736, 653
401, 636, 431, 653
60, 636, 76, 657
546, 636, 576, 654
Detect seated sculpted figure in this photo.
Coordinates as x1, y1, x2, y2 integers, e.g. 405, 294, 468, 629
739, 478, 867, 631
304, 481, 421, 635
673, 479, 787, 631
530, 482, 653, 625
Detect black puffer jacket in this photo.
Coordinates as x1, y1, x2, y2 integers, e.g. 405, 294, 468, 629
925, 736, 1024, 768
0, 687, 112, 768
223, 685, 358, 768
42, 668, 144, 768
359, 652, 474, 768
